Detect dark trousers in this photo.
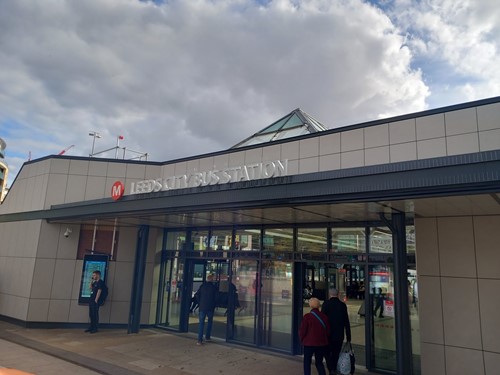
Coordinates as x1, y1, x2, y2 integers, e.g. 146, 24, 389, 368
89, 300, 100, 330
326, 339, 343, 374
303, 345, 327, 375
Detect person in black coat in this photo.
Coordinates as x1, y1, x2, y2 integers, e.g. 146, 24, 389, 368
196, 274, 218, 345
321, 288, 351, 375
85, 270, 104, 334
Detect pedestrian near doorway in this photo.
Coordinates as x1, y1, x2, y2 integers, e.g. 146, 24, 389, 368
299, 297, 330, 375
196, 273, 218, 345
373, 287, 385, 318
321, 288, 351, 375
85, 270, 104, 334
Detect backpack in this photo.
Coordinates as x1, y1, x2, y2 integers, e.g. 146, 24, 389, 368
99, 283, 109, 306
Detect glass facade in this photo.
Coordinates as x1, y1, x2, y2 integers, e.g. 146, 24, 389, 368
154, 224, 418, 374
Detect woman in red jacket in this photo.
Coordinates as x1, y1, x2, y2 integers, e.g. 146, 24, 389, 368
299, 297, 330, 375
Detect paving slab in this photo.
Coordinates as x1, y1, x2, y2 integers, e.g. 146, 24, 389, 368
0, 320, 376, 375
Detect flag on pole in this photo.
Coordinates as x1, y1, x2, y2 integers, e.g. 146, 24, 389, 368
118, 135, 124, 140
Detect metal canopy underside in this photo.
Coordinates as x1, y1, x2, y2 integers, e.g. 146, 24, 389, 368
0, 150, 495, 230
47, 193, 500, 229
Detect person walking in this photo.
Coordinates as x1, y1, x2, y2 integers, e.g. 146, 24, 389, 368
196, 273, 218, 345
373, 287, 385, 318
299, 297, 330, 375
321, 288, 351, 375
85, 270, 104, 334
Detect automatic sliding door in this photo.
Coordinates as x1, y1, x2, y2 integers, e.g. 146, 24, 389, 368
230, 259, 258, 344
260, 260, 293, 351
157, 231, 185, 330
369, 264, 396, 371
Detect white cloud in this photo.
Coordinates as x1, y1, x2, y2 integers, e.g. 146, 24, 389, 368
3, 0, 496, 188
387, 0, 500, 106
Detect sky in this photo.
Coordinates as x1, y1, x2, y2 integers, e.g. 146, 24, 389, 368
1, 0, 499, 188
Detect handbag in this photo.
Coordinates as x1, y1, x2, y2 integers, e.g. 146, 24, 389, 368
337, 341, 355, 375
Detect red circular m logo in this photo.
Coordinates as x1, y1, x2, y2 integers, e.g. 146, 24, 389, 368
111, 181, 124, 201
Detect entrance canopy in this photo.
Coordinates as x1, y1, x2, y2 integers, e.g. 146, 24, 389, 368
38, 150, 500, 229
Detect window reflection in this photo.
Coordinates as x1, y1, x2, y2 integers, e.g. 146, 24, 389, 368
210, 230, 232, 250
332, 227, 365, 252
297, 228, 327, 252
370, 227, 393, 253
263, 228, 294, 251
406, 226, 415, 253
235, 229, 261, 251
191, 230, 209, 251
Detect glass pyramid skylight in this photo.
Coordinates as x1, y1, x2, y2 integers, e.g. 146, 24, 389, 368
232, 108, 329, 148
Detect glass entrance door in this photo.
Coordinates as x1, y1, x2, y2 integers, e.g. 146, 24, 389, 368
369, 264, 396, 371
302, 262, 366, 366
187, 260, 230, 340
230, 259, 258, 344
259, 260, 293, 351
157, 231, 185, 330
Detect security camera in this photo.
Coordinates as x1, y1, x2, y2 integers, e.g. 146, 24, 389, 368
63, 228, 72, 238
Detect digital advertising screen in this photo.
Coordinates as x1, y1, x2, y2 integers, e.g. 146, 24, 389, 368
78, 254, 109, 304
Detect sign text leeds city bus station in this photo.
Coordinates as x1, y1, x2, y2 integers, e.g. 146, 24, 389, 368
130, 160, 288, 194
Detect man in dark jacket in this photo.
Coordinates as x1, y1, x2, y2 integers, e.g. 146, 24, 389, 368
321, 288, 352, 375
196, 274, 218, 345
299, 297, 330, 375
86, 270, 104, 334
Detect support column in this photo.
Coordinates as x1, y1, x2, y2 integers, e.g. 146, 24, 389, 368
128, 225, 149, 334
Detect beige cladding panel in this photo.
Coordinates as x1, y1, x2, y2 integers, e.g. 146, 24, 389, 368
299, 137, 319, 158
27, 299, 50, 321
364, 123, 389, 148
364, 146, 389, 166
47, 299, 71, 322
389, 118, 416, 144
69, 159, 89, 175
417, 138, 447, 159
478, 279, 500, 353
84, 175, 106, 201
125, 163, 147, 179
418, 276, 444, 344
262, 144, 281, 161
65, 174, 87, 203
420, 343, 445, 375
49, 158, 70, 175
299, 157, 319, 174
484, 352, 500, 375
477, 102, 500, 131
445, 346, 484, 375
341, 149, 364, 169
30, 258, 56, 299
416, 113, 446, 140
340, 128, 363, 152
319, 133, 340, 156
445, 107, 478, 136
50, 259, 77, 300
479, 128, 500, 152
244, 147, 263, 163
441, 277, 482, 349
437, 217, 476, 278
106, 162, 126, 178
473, 216, 500, 279
446, 132, 479, 156
228, 151, 245, 167
390, 142, 417, 163
88, 160, 108, 176
45, 174, 68, 209
281, 141, 299, 160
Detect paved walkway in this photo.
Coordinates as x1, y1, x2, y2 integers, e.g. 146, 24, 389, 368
0, 320, 376, 375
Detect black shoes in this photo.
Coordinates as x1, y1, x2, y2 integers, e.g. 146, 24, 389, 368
85, 327, 98, 333
84, 328, 92, 332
